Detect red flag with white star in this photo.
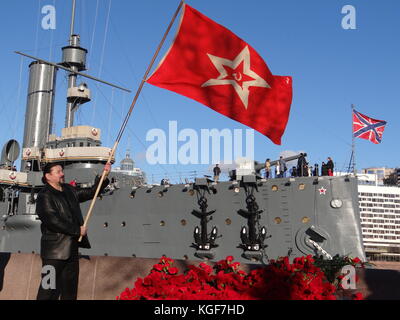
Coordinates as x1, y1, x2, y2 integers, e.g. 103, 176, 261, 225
147, 4, 292, 145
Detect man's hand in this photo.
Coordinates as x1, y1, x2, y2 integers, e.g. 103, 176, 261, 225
80, 226, 88, 237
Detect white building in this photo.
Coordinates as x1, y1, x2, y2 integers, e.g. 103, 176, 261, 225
362, 167, 395, 186
112, 150, 146, 183
357, 174, 400, 261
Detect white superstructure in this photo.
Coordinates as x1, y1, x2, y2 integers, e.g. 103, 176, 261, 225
357, 173, 400, 261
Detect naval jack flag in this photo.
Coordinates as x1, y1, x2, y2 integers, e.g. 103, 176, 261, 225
352, 109, 387, 144
147, 4, 293, 145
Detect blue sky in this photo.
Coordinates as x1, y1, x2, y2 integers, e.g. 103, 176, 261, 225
0, 0, 399, 183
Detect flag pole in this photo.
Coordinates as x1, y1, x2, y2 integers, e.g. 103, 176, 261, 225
79, 0, 185, 242
351, 104, 356, 176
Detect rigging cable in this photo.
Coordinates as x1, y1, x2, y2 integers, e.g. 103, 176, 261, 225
107, 88, 115, 147
11, 56, 24, 140
109, 18, 160, 127
108, 14, 183, 179
48, 0, 56, 61
91, 81, 170, 176
90, 0, 112, 125
87, 0, 100, 70
0, 84, 22, 135
34, 0, 42, 57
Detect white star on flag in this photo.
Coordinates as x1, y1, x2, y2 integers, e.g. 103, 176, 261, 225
201, 46, 270, 109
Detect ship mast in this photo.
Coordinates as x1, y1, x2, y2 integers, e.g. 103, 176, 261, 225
351, 104, 356, 176
16, 0, 131, 172
64, 0, 88, 128
70, 0, 77, 38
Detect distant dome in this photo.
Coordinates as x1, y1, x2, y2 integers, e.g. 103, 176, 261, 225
120, 150, 134, 171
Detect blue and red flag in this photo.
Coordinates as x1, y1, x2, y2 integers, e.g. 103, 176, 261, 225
353, 110, 387, 144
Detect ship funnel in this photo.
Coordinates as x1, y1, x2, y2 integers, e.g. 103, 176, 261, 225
0, 139, 20, 169
21, 61, 57, 168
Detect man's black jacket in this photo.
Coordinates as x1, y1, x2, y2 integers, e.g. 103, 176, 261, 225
327, 160, 334, 171
36, 177, 109, 260
213, 166, 221, 175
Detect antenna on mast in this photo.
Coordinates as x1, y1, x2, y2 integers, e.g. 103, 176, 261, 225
351, 104, 356, 176
62, 0, 90, 128
70, 0, 77, 40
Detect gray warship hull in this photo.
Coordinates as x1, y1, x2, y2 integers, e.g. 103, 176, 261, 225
0, 169, 366, 263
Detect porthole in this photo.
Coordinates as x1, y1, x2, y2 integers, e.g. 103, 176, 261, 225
330, 199, 343, 208
301, 217, 310, 224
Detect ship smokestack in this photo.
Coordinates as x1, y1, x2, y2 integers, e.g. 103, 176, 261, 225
21, 61, 57, 169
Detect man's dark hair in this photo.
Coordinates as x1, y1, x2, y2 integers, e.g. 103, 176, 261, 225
42, 162, 64, 184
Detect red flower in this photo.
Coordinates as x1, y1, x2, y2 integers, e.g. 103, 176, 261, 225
117, 255, 342, 300
152, 264, 164, 272
199, 262, 213, 274
231, 262, 240, 271
160, 257, 174, 264
352, 257, 361, 264
352, 292, 363, 300
168, 267, 179, 275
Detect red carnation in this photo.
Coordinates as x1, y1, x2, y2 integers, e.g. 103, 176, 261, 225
168, 267, 179, 275
352, 292, 363, 300
352, 257, 361, 264
152, 264, 164, 272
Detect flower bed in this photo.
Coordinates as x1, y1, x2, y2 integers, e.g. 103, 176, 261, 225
117, 255, 364, 300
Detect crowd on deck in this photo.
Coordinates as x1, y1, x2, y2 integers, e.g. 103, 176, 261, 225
209, 154, 335, 183
264, 154, 335, 179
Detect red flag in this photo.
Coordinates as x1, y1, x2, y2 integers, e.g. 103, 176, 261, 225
147, 4, 292, 145
353, 109, 387, 144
